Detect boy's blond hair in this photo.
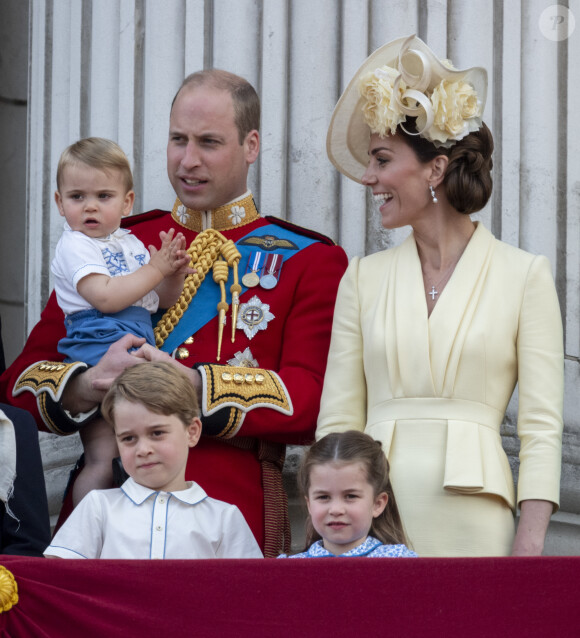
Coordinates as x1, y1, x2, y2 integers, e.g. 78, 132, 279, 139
56, 137, 133, 192
101, 362, 200, 427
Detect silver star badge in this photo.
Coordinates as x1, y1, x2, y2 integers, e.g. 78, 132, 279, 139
236, 295, 275, 340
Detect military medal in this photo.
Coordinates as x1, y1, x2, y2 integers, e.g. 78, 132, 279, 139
260, 254, 283, 289
242, 251, 263, 287
242, 271, 260, 288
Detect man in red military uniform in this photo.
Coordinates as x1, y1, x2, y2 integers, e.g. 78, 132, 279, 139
0, 70, 347, 557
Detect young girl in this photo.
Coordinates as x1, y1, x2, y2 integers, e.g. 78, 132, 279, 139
279, 431, 417, 557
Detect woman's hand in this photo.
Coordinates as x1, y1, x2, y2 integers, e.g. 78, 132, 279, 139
511, 499, 553, 556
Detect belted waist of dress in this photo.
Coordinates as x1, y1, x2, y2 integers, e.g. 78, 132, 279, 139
369, 397, 504, 431
366, 397, 515, 508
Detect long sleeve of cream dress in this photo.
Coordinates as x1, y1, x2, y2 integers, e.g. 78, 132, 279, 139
316, 223, 563, 556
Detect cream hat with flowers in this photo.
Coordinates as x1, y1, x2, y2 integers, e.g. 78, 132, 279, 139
326, 34, 487, 183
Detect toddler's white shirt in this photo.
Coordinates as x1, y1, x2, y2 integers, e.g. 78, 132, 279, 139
51, 223, 159, 315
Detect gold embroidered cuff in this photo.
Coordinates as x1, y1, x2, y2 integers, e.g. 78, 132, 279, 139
195, 364, 293, 438
14, 361, 88, 402
13, 361, 98, 435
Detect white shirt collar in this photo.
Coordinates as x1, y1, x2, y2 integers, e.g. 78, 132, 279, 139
120, 477, 208, 506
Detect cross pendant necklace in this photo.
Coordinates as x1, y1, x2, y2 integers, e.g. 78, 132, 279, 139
420, 232, 473, 309
424, 258, 461, 303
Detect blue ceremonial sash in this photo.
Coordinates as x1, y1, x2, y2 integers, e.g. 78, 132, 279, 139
158, 223, 317, 353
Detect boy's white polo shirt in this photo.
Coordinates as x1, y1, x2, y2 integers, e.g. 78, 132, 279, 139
45, 478, 263, 559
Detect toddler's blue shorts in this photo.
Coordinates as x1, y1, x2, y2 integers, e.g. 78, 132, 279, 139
58, 306, 155, 365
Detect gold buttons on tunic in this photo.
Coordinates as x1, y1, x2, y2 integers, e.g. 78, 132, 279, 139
220, 371, 265, 385
39, 363, 66, 371
184, 336, 195, 344
176, 347, 190, 360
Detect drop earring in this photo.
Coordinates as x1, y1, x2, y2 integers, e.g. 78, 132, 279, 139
429, 184, 438, 204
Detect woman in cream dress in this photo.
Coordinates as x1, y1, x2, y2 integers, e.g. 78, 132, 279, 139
316, 35, 563, 557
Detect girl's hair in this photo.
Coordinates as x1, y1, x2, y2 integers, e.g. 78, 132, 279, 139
101, 362, 200, 427
397, 118, 494, 215
298, 430, 409, 549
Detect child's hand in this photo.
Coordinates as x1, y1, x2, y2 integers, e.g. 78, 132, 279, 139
148, 228, 194, 278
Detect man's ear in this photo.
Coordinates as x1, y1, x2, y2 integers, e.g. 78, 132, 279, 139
244, 130, 260, 165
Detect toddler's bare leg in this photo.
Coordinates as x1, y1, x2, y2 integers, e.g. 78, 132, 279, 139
72, 417, 118, 506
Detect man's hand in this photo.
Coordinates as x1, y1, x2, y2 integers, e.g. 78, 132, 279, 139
132, 343, 203, 403
61, 334, 146, 414
90, 334, 148, 391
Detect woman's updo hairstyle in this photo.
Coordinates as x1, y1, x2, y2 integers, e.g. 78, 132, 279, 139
398, 118, 494, 215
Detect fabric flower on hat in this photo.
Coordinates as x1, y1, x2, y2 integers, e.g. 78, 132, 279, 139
418, 79, 482, 145
357, 47, 483, 148
359, 66, 407, 137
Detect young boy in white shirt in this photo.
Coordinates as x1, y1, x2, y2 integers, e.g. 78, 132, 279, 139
45, 362, 262, 559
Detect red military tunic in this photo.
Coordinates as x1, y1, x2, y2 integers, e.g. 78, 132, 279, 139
0, 193, 348, 556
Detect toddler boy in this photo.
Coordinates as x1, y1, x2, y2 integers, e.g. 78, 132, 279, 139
51, 137, 192, 506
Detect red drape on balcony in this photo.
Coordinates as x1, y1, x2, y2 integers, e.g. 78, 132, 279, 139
1, 556, 578, 637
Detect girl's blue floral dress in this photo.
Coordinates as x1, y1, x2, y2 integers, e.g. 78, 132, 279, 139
278, 536, 418, 558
